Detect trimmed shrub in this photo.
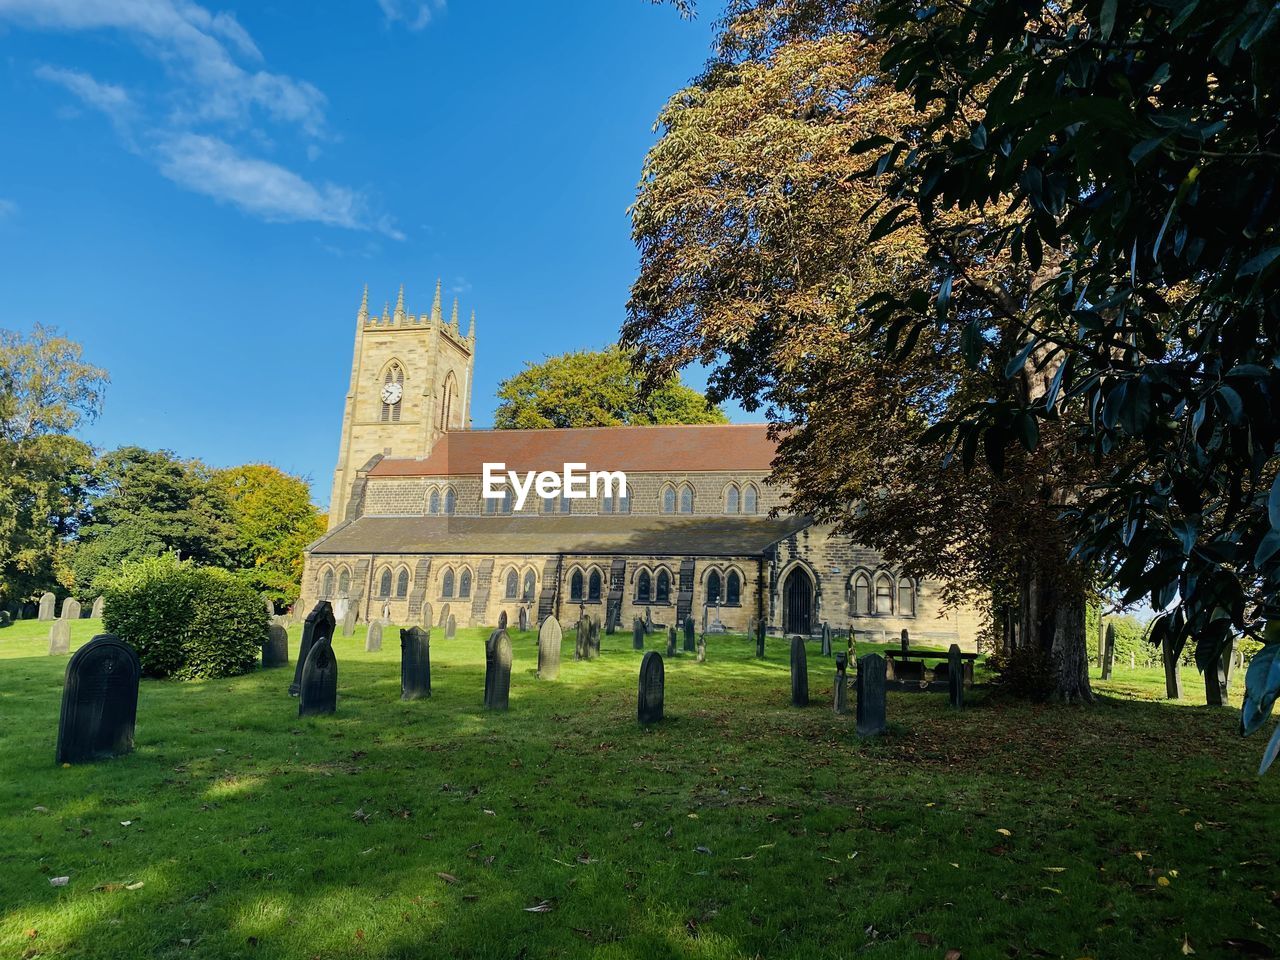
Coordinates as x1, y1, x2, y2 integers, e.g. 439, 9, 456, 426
102, 554, 267, 680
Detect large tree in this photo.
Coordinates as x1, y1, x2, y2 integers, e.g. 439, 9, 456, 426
494, 346, 727, 429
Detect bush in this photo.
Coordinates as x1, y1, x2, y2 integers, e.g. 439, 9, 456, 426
101, 554, 267, 680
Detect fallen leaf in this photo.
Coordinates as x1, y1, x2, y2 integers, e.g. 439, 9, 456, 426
483, 809, 495, 817
1158, 876, 1171, 887
125, 881, 144, 891
695, 846, 712, 856
23, 930, 37, 940
1043, 867, 1066, 873
49, 876, 69, 887
996, 828, 1012, 837
437, 872, 459, 885
524, 900, 554, 913
32, 806, 47, 814
120, 821, 132, 827
1182, 935, 1196, 955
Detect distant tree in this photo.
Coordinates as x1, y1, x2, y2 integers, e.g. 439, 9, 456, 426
213, 464, 325, 607
73, 446, 235, 592
0, 325, 107, 604
493, 347, 727, 429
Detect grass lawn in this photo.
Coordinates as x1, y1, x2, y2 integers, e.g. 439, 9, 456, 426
1, 617, 1277, 960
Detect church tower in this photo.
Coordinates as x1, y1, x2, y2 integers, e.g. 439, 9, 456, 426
328, 280, 475, 527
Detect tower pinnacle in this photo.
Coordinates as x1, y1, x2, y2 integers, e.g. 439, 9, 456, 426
394, 284, 406, 323
450, 297, 459, 330
358, 283, 369, 322
468, 309, 476, 339
431, 278, 443, 323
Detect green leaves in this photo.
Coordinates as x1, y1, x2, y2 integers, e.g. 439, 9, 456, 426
1241, 640, 1280, 736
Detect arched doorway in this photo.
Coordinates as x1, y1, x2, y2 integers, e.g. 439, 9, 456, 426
783, 567, 814, 635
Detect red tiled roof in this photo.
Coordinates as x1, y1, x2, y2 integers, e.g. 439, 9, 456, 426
368, 424, 777, 477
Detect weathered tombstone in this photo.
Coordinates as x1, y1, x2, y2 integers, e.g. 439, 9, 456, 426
637, 651, 664, 725
632, 618, 645, 651
855, 653, 887, 737
60, 597, 81, 621
518, 606, 529, 632
298, 639, 338, 717
262, 621, 289, 667
683, 616, 695, 653
1100, 622, 1116, 680
438, 603, 450, 628
446, 614, 457, 639
400, 626, 431, 700
606, 602, 619, 635
537, 616, 562, 680
747, 616, 757, 639
790, 636, 810, 707
644, 607, 653, 632
341, 606, 357, 638
821, 622, 832, 657
48, 619, 71, 656
381, 600, 391, 621
498, 610, 508, 630
366, 620, 384, 653
1161, 634, 1182, 700
833, 651, 849, 715
421, 601, 433, 629
666, 627, 677, 657
755, 619, 766, 658
265, 595, 275, 617
696, 634, 706, 663
900, 629, 910, 654
91, 595, 105, 620
334, 596, 350, 624
38, 591, 55, 621
588, 616, 601, 659
290, 601, 336, 697
575, 618, 588, 660
484, 629, 513, 710
948, 643, 964, 710
56, 634, 140, 764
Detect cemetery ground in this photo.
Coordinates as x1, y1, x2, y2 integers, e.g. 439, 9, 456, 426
2, 619, 1278, 960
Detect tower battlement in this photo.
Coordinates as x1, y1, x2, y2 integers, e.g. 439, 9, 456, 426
357, 280, 477, 346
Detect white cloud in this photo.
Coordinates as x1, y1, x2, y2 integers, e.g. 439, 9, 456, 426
34, 65, 133, 134
376, 0, 445, 31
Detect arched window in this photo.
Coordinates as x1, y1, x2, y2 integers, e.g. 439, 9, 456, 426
442, 569, 455, 598
321, 569, 334, 599
380, 362, 405, 423
743, 484, 758, 514
853, 573, 871, 615
444, 487, 457, 515
396, 568, 410, 598
542, 495, 555, 514
559, 493, 571, 515
459, 569, 472, 598
570, 570, 584, 601
679, 484, 694, 514
725, 484, 740, 514
523, 570, 536, 600
378, 568, 393, 598
656, 569, 670, 604
898, 577, 916, 617
505, 569, 519, 599
588, 570, 602, 601
440, 373, 457, 431
428, 489, 441, 514
637, 571, 652, 603
706, 571, 722, 605
338, 569, 351, 597
875, 574, 894, 614
661, 486, 676, 514
727, 571, 741, 605
602, 484, 631, 514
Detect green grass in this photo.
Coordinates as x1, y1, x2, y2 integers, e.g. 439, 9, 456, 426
1, 618, 1276, 960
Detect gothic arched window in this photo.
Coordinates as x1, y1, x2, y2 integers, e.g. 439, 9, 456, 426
459, 569, 472, 598
428, 489, 441, 514
505, 569, 519, 599
442, 569, 455, 598
440, 373, 457, 431
656, 569, 670, 604
444, 487, 457, 515
743, 484, 759, 514
853, 573, 871, 615
875, 574, 894, 615
588, 570, 602, 601
570, 570, 584, 601
637, 571, 652, 604
727, 571, 741, 605
338, 569, 351, 597
898, 577, 916, 617
706, 571, 722, 605
380, 362, 405, 423
523, 570, 536, 600
661, 485, 676, 514
679, 484, 694, 514
725, 484, 740, 514
378, 568, 393, 598
396, 568, 410, 599
321, 569, 334, 599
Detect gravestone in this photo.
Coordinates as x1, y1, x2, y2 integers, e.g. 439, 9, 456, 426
606, 602, 620, 635
588, 616, 601, 659
666, 627, 677, 657
637, 651, 664, 725
833, 651, 849, 715
91, 595, 105, 619
755, 619, 766, 658
38, 591, 55, 621
575, 618, 588, 660
537, 616, 562, 680
48, 619, 71, 655
1204, 658, 1227, 706
683, 617, 695, 653
518, 606, 528, 632
855, 653, 887, 737
747, 616, 757, 639
632, 618, 645, 651
900, 629, 910, 654
290, 601, 336, 696
696, 634, 706, 663
790, 636, 810, 707
381, 601, 392, 621
421, 601, 433, 629
262, 621, 289, 667
446, 615, 457, 639
400, 626, 431, 700
1100, 623, 1116, 680
1161, 635, 1182, 700
0, 610, 10, 628
298, 639, 338, 717
334, 597, 350, 623
56, 634, 140, 764
341, 606, 357, 638
366, 620, 384, 653
265, 595, 275, 617
60, 597, 81, 621
439, 603, 450, 628
484, 629, 513, 710
644, 607, 653, 632
498, 610, 508, 630
821, 622, 832, 657
948, 643, 964, 710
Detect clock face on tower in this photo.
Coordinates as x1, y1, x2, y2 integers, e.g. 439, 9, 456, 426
381, 382, 403, 405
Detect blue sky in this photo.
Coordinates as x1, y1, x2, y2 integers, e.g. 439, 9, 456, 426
0, 0, 732, 507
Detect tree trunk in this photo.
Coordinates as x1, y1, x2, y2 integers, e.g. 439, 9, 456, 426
1018, 562, 1093, 703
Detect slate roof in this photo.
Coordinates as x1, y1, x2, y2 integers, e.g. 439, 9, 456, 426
309, 514, 812, 558
367, 423, 777, 477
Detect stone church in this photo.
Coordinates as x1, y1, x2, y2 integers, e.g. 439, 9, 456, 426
297, 283, 979, 645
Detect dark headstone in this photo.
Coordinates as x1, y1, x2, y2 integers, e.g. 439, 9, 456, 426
484, 629, 513, 710
632, 618, 645, 651
56, 634, 140, 764
446, 614, 457, 639
400, 626, 431, 700
575, 618, 588, 661
298, 639, 337, 717
948, 643, 964, 710
821, 622, 832, 657
518, 606, 528, 632
290, 601, 336, 697
366, 620, 385, 652
606, 602, 620, 635
683, 616, 695, 653
38, 591, 55, 621
588, 616, 601, 659
262, 621, 289, 667
498, 610, 508, 630
755, 619, 766, 658
666, 627, 677, 657
537, 616, 562, 680
60, 597, 81, 621
790, 636, 809, 707
696, 634, 706, 663
49, 619, 71, 655
1100, 622, 1115, 680
900, 629, 910, 654
637, 651, 664, 725
833, 651, 849, 715
91, 595, 105, 620
856, 653, 887, 737
644, 607, 653, 632
1162, 635, 1182, 700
